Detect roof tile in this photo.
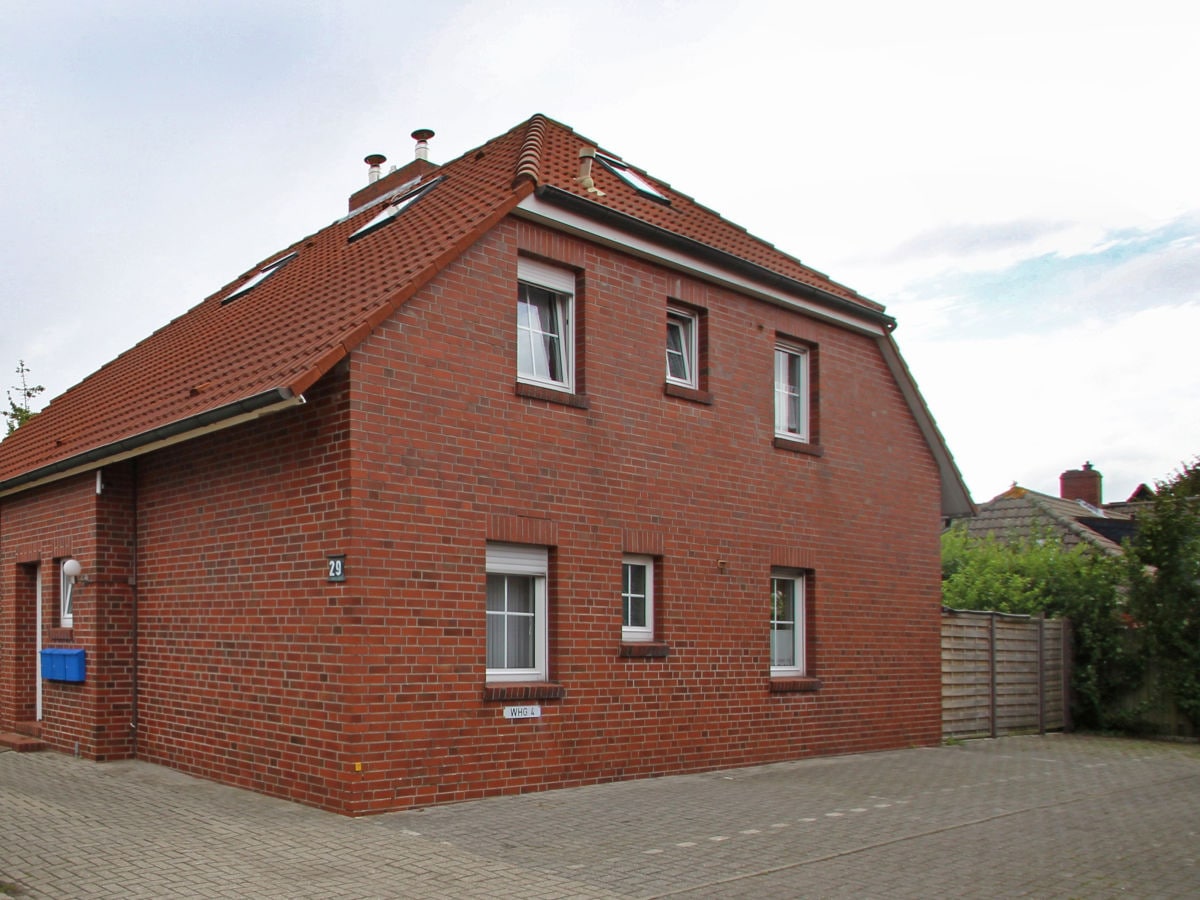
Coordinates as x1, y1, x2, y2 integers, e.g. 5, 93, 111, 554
0, 115, 888, 489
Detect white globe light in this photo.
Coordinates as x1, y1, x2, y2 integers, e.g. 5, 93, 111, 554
62, 559, 82, 578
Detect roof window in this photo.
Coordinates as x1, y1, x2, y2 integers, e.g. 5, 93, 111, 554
221, 252, 298, 305
348, 177, 443, 242
596, 154, 668, 202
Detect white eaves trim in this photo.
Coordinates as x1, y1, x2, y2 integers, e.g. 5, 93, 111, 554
0, 394, 307, 501
514, 192, 973, 519
514, 194, 886, 337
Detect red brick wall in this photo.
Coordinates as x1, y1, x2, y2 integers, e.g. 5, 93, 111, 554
338, 216, 944, 812
132, 369, 354, 810
1, 215, 944, 816
0, 474, 103, 753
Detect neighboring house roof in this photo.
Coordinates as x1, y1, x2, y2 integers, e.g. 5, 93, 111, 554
0, 114, 973, 517
960, 484, 1134, 556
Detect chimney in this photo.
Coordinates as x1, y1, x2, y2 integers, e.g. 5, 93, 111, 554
1060, 462, 1102, 508
364, 154, 387, 184
347, 131, 440, 215
412, 129, 434, 161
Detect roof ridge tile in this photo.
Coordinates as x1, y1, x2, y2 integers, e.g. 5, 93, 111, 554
513, 113, 549, 189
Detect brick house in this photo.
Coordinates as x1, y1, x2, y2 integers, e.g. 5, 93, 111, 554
0, 115, 972, 814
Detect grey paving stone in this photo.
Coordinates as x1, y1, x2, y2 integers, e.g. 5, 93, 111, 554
1, 734, 1197, 898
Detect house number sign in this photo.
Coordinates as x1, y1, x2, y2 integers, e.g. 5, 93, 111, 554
327, 555, 346, 582
503, 705, 542, 720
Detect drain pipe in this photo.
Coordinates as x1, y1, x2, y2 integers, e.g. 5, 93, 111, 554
130, 458, 139, 744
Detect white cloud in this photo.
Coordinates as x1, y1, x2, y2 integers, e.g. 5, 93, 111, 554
1, 0, 1198, 508
905, 301, 1200, 504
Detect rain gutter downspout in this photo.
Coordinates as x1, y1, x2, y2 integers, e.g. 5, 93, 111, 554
130, 458, 139, 744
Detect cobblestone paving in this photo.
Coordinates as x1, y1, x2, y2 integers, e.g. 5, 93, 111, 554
2, 734, 1198, 898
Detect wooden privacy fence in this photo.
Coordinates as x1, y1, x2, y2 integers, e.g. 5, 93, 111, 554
942, 608, 1071, 739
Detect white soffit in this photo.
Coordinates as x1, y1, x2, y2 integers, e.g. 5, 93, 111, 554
514, 194, 885, 337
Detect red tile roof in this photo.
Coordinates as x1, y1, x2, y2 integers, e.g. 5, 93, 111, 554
0, 115, 889, 491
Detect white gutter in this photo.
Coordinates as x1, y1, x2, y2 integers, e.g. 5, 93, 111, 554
0, 391, 306, 500
515, 194, 888, 338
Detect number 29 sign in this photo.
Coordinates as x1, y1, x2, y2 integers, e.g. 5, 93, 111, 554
327, 555, 346, 582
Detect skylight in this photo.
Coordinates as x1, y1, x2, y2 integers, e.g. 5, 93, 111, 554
596, 154, 667, 201
221, 252, 298, 305
348, 177, 442, 242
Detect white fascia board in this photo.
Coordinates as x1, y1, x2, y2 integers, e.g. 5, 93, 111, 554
514, 195, 886, 337
0, 394, 306, 500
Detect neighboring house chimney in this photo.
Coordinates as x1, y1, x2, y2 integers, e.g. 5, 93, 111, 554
1061, 462, 1102, 507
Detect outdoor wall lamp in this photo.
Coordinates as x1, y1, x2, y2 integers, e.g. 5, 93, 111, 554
62, 558, 88, 585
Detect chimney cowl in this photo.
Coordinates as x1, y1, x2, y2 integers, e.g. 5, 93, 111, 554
412, 129, 435, 161
364, 153, 387, 184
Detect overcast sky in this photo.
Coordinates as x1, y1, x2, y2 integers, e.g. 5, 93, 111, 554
2, 0, 1197, 505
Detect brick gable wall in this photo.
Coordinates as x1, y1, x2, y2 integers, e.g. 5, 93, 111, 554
1, 215, 942, 815
339, 216, 943, 812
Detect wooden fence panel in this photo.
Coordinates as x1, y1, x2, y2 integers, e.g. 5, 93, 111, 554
941, 616, 992, 738
941, 609, 1069, 739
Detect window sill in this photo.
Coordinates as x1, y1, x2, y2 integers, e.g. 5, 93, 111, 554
619, 641, 671, 658
48, 628, 75, 642
516, 382, 590, 409
769, 676, 822, 693
772, 436, 824, 457
663, 383, 713, 405
483, 682, 566, 702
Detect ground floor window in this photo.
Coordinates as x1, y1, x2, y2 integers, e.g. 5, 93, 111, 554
621, 555, 654, 642
771, 569, 806, 675
486, 543, 548, 681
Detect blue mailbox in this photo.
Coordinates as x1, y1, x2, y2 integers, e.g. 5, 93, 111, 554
40, 648, 86, 682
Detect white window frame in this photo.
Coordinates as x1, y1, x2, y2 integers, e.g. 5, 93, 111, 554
60, 559, 76, 628
596, 154, 667, 200
517, 258, 575, 393
621, 555, 655, 642
348, 178, 440, 242
222, 252, 298, 304
485, 543, 548, 682
774, 344, 809, 441
770, 569, 805, 676
665, 308, 697, 388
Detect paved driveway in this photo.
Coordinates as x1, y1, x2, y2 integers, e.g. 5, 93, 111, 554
2, 734, 1198, 898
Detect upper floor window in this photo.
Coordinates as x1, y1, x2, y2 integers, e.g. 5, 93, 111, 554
665, 309, 697, 389
517, 258, 575, 393
621, 555, 655, 642
774, 344, 809, 441
771, 570, 806, 676
486, 543, 549, 682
